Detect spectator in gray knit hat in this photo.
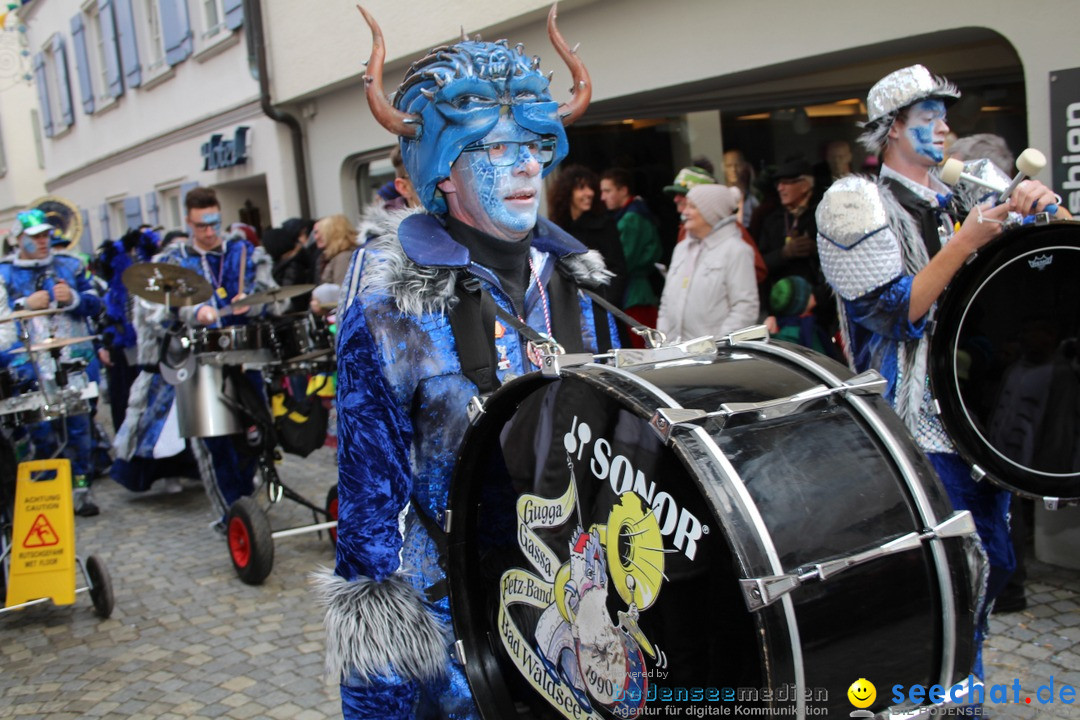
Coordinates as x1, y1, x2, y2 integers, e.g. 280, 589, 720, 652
657, 184, 758, 342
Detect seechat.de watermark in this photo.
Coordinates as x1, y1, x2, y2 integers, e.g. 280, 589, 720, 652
890, 675, 1076, 710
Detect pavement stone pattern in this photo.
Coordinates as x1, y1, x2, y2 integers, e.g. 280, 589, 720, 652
2, 440, 1080, 719
1, 446, 342, 720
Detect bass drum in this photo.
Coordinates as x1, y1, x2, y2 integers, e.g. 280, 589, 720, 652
930, 220, 1080, 501
448, 338, 982, 719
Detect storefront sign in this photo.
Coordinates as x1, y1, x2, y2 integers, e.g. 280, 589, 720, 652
202, 126, 249, 171
1050, 68, 1080, 215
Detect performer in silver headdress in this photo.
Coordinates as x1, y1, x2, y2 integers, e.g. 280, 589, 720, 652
815, 64, 1071, 682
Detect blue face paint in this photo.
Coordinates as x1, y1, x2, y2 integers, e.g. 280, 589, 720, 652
444, 115, 543, 241
904, 99, 947, 163
20, 234, 40, 255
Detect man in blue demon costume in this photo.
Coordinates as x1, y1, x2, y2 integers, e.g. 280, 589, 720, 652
815, 65, 1072, 681
315, 7, 617, 719
1, 208, 103, 515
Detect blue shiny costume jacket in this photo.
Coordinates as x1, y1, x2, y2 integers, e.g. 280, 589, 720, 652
320, 211, 615, 719
1, 252, 102, 478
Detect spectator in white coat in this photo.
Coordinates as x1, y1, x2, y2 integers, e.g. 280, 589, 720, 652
657, 183, 759, 342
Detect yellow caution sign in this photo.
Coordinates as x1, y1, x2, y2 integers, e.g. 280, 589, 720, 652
6, 459, 76, 608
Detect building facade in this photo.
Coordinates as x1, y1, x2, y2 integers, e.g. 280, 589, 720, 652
18, 0, 301, 251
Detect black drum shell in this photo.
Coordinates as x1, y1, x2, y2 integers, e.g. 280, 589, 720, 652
930, 220, 1080, 500
448, 341, 977, 718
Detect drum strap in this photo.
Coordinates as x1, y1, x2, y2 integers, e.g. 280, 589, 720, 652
448, 279, 501, 394
408, 498, 449, 603
880, 177, 944, 259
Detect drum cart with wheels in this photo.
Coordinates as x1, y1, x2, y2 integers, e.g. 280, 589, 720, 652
194, 320, 339, 587
222, 438, 339, 586
120, 265, 342, 585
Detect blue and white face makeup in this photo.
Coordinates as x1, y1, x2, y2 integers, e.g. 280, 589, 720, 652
900, 99, 949, 163
438, 114, 544, 242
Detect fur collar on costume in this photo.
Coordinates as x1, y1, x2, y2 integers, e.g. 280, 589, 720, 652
362, 207, 613, 317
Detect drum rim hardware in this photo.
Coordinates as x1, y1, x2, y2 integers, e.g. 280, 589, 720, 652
740, 510, 977, 610
649, 369, 888, 441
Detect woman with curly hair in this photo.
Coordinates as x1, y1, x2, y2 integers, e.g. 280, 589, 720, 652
548, 164, 627, 306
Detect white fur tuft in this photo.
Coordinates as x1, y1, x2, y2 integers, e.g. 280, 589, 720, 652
311, 568, 447, 684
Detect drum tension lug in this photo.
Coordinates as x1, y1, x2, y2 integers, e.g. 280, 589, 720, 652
1044, 497, 1064, 511
650, 408, 709, 442
466, 396, 486, 425
724, 324, 770, 345
453, 639, 467, 666
441, 509, 452, 534
613, 336, 718, 369
541, 352, 593, 376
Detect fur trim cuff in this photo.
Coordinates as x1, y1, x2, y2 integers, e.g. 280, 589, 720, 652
312, 568, 446, 684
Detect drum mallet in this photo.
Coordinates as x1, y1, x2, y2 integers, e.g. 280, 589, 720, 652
940, 148, 1058, 214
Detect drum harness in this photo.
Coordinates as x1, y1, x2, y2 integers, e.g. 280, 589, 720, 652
412, 266, 653, 603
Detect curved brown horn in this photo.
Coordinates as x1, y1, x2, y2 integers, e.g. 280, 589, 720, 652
547, 4, 591, 127
357, 5, 419, 138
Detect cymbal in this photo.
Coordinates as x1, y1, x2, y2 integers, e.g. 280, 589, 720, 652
232, 284, 315, 308
10, 334, 98, 354
0, 307, 66, 323
123, 263, 212, 307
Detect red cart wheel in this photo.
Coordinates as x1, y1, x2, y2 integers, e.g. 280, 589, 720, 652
226, 497, 274, 585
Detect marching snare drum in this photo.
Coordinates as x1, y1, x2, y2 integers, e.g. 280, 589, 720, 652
191, 323, 275, 366
267, 312, 332, 365
930, 220, 1080, 502
448, 336, 982, 718
174, 362, 244, 438
0, 365, 95, 428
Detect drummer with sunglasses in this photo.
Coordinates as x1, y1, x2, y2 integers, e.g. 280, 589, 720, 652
815, 65, 1071, 686
111, 187, 279, 524
317, 11, 618, 718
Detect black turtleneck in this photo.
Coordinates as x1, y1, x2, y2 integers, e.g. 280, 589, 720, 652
446, 216, 532, 315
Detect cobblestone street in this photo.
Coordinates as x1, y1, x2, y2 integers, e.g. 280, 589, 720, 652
1, 447, 341, 720
1, 442, 1079, 719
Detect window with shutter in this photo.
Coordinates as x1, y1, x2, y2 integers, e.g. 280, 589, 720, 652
142, 0, 166, 70
201, 0, 223, 40
145, 191, 160, 226
32, 52, 54, 137
222, 0, 242, 31
124, 196, 143, 232
159, 0, 192, 66
113, 0, 143, 88
96, 0, 124, 98
70, 14, 96, 115
51, 36, 76, 129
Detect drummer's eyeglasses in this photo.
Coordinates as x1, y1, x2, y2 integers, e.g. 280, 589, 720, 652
461, 138, 557, 167
192, 213, 222, 233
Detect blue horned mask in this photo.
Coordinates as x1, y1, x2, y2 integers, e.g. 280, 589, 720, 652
359, 5, 591, 214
